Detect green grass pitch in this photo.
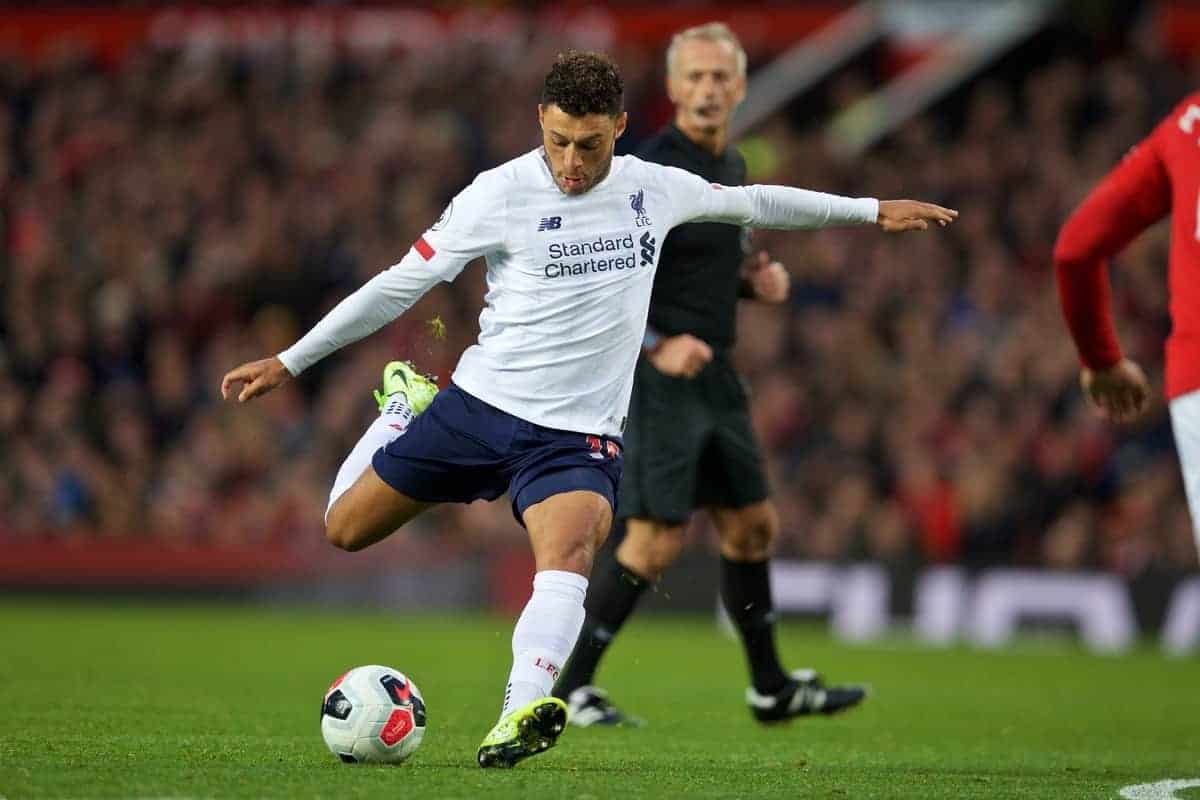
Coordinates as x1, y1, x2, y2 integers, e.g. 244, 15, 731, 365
1, 600, 1197, 799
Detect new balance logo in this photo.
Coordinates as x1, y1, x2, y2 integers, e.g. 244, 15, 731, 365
538, 216, 562, 231
639, 232, 656, 266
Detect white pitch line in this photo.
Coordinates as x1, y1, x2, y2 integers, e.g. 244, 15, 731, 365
1119, 779, 1200, 799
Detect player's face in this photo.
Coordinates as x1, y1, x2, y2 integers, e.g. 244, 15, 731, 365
538, 104, 628, 195
667, 39, 745, 135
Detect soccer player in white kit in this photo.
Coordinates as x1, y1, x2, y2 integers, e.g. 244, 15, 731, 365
221, 51, 957, 768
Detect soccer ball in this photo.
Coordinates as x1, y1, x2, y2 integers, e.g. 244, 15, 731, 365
320, 665, 426, 764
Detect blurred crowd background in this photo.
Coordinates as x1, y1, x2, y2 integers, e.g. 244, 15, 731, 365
1, 1, 1197, 580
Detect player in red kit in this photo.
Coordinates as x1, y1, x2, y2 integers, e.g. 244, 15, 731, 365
1054, 93, 1200, 557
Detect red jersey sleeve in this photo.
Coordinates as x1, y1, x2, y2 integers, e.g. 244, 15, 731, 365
1053, 126, 1171, 370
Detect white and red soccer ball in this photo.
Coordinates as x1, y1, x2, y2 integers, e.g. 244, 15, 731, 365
320, 665, 426, 764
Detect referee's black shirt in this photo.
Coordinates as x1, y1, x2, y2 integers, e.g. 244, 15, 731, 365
637, 123, 749, 349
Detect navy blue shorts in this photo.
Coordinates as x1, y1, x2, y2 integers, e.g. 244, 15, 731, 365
371, 383, 623, 526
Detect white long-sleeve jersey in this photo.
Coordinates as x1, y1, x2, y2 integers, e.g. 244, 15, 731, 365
277, 149, 878, 437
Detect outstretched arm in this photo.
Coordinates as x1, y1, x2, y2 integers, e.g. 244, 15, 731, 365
275, 257, 441, 377
221, 254, 441, 402
221, 175, 505, 403
665, 169, 956, 232
876, 200, 958, 231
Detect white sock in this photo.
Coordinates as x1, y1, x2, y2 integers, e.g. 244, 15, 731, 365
501, 570, 588, 719
325, 394, 415, 520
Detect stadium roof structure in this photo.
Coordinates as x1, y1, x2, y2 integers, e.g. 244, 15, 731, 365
731, 0, 1061, 155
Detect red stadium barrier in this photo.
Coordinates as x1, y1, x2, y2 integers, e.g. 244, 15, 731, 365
0, 536, 472, 587
0, 10, 155, 66
0, 5, 848, 66
1, 538, 320, 586
1161, 1, 1200, 60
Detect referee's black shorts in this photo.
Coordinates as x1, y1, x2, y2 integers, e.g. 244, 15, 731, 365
618, 350, 769, 524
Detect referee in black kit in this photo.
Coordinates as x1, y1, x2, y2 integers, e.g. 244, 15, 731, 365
555, 22, 866, 727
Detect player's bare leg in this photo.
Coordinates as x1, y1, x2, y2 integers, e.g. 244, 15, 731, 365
712, 500, 866, 721
323, 361, 440, 551
710, 500, 777, 561
617, 518, 687, 580
478, 490, 612, 768
324, 467, 433, 552
525, 489, 613, 575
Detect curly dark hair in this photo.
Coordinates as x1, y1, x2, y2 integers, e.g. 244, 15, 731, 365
541, 51, 624, 118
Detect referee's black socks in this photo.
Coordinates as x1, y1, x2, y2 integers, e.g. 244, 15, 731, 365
720, 556, 789, 695
554, 549, 649, 699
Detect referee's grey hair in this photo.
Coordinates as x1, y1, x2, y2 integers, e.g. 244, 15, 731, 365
666, 22, 747, 78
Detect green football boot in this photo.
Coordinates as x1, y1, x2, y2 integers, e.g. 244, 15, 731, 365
373, 361, 439, 415
477, 697, 568, 769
